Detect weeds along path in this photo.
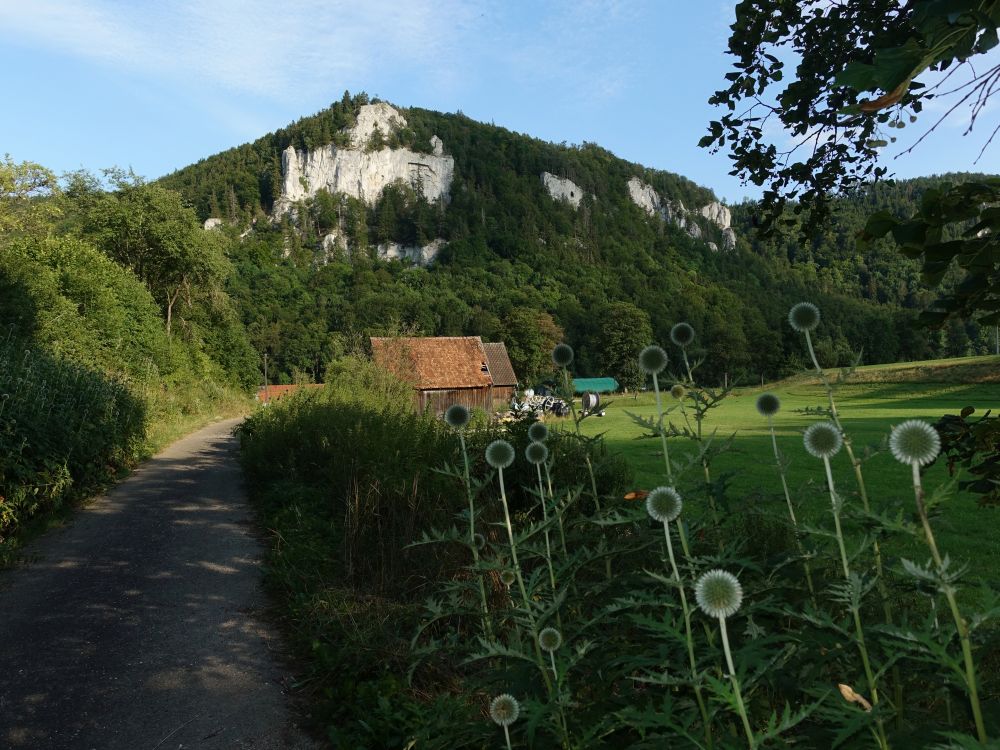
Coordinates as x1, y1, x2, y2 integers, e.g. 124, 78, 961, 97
0, 418, 318, 750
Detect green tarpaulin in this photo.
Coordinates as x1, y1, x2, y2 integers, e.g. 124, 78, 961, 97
572, 377, 619, 394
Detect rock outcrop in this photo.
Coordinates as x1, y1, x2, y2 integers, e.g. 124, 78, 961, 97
542, 172, 584, 208
272, 103, 454, 217
699, 201, 731, 230
626, 177, 670, 221
203, 218, 223, 230
699, 201, 736, 250
376, 238, 445, 266
626, 177, 735, 250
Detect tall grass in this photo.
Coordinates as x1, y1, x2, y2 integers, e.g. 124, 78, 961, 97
236, 357, 630, 745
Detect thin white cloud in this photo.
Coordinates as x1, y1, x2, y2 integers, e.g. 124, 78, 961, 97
0, 0, 489, 100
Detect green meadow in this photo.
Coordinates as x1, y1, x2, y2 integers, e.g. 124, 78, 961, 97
578, 355, 1000, 581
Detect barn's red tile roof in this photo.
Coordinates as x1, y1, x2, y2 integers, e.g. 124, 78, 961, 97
482, 342, 517, 387
370, 336, 494, 390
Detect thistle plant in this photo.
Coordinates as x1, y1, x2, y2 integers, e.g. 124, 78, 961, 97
529, 419, 567, 555
490, 693, 520, 750
647, 487, 713, 748
446, 403, 491, 637
664, 322, 726, 529
790, 301, 901, 723
528, 420, 549, 443
695, 569, 754, 748
756, 393, 816, 603
538, 626, 563, 678
670, 322, 696, 383
487, 439, 553, 694
526, 439, 558, 593
891, 420, 988, 742
487, 439, 529, 610
639, 345, 673, 485
804, 421, 887, 748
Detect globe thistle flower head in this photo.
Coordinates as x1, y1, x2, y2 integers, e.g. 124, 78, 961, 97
670, 322, 696, 348
486, 439, 515, 469
670, 384, 686, 400
489, 694, 520, 727
552, 343, 574, 368
444, 403, 471, 430
889, 420, 941, 466
803, 422, 843, 459
788, 302, 821, 333
500, 569, 516, 587
646, 486, 683, 524
695, 569, 744, 619
638, 345, 669, 375
525, 440, 549, 465
537, 626, 563, 652
527, 421, 549, 442
755, 393, 781, 418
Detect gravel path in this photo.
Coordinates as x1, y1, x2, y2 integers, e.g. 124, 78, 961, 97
0, 418, 319, 749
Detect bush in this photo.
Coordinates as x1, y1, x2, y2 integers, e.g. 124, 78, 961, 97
237, 356, 628, 743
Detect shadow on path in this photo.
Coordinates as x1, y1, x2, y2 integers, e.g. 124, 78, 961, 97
0, 418, 319, 749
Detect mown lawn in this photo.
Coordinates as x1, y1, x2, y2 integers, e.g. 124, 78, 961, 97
576, 356, 1000, 585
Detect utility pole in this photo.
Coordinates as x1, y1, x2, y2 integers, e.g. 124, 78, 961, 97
264, 353, 270, 405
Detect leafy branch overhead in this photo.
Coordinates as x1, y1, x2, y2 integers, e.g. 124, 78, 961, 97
703, 0, 999, 220
706, 0, 1000, 323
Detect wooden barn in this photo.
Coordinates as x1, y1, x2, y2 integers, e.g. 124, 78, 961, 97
482, 342, 518, 405
370, 336, 518, 414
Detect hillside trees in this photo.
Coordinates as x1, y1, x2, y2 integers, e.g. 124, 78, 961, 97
74, 170, 229, 338
502, 307, 564, 384
0, 155, 61, 236
597, 301, 653, 390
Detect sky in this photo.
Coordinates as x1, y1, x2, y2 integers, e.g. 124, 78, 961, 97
2, 0, 998, 203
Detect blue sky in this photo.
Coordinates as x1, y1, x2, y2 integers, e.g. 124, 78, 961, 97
2, 0, 997, 202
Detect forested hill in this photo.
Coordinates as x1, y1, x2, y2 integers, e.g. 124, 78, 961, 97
159, 92, 997, 387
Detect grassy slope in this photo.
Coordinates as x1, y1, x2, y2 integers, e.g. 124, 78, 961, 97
579, 355, 1000, 584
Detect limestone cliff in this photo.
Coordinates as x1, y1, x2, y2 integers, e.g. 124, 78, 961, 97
272, 103, 454, 216
377, 238, 445, 265
627, 177, 735, 250
541, 172, 584, 208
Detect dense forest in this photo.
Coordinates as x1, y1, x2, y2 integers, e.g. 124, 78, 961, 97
159, 92, 997, 388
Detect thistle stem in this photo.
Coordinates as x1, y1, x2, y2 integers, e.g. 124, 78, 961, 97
719, 616, 755, 749
460, 432, 492, 638
498, 466, 553, 695
823, 457, 888, 749
664, 520, 713, 749
536, 464, 558, 593
767, 416, 816, 605
562, 367, 600, 512
911, 461, 988, 742
545, 463, 568, 556
651, 372, 673, 484
805, 328, 901, 724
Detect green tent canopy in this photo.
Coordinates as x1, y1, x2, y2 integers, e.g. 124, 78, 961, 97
572, 377, 619, 394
